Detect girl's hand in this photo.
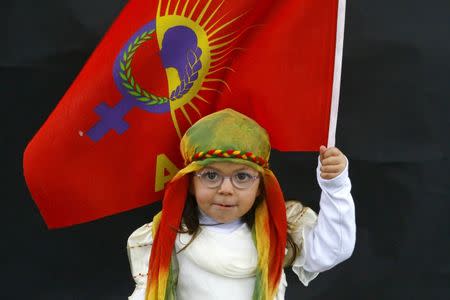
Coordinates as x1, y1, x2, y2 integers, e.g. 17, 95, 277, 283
319, 146, 347, 180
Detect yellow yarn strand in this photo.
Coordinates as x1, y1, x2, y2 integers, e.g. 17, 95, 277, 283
254, 200, 271, 299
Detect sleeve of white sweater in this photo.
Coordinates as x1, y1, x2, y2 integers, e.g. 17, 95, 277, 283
127, 223, 153, 300
290, 157, 356, 285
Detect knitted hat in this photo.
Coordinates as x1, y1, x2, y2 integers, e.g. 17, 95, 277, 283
147, 109, 287, 299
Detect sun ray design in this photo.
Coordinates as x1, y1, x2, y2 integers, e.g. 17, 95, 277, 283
165, 0, 172, 16
150, 0, 261, 138
188, 101, 202, 116
174, 0, 182, 14
157, 0, 163, 17
201, 0, 226, 28
170, 109, 182, 138
200, 87, 223, 94
212, 45, 245, 57
195, 0, 213, 24
181, 0, 190, 16
206, 12, 248, 38
203, 78, 231, 92
209, 57, 235, 70
206, 66, 236, 76
208, 49, 249, 72
204, 10, 231, 34
210, 32, 249, 51
194, 95, 209, 103
209, 30, 237, 44
211, 48, 244, 63
180, 106, 193, 125
211, 24, 262, 45
188, 0, 202, 19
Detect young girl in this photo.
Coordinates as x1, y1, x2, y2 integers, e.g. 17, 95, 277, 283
127, 108, 355, 300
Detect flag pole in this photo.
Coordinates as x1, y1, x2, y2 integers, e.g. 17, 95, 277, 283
327, 0, 346, 147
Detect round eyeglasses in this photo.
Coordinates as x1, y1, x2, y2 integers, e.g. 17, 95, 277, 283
194, 169, 260, 190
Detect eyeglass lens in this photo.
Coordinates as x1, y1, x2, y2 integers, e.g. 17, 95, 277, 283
197, 170, 258, 189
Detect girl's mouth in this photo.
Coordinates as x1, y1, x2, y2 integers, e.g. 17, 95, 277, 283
214, 203, 235, 208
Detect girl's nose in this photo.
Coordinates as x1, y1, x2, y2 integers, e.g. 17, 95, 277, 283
217, 177, 234, 194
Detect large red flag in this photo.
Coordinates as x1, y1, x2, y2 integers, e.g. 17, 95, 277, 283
24, 0, 345, 228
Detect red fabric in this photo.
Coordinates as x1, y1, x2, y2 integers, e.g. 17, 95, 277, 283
23, 0, 340, 228
264, 173, 288, 293
148, 176, 189, 298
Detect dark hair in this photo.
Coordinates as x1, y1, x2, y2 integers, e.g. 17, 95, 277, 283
177, 175, 298, 266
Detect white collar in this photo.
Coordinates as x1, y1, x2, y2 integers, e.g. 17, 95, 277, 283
198, 209, 244, 233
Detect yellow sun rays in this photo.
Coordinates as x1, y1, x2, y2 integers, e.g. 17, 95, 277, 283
157, 0, 256, 135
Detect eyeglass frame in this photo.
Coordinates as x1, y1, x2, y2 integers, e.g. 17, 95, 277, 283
193, 169, 260, 190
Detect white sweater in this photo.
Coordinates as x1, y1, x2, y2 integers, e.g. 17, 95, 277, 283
127, 159, 356, 299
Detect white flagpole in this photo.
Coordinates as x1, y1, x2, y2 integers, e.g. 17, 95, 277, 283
327, 0, 346, 147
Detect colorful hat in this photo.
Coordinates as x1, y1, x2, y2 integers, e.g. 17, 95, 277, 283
147, 109, 287, 300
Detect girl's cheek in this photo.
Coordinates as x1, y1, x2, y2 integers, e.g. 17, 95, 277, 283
194, 190, 213, 205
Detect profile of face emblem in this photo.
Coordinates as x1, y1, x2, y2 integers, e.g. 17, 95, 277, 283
160, 26, 202, 100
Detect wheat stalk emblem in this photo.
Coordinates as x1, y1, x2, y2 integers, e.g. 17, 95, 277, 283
170, 48, 202, 99
119, 30, 170, 106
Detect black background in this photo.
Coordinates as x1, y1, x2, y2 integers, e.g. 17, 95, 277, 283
2, 0, 449, 299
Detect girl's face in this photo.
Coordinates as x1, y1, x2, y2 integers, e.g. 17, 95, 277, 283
192, 162, 261, 223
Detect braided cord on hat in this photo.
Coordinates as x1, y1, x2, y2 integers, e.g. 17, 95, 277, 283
191, 149, 268, 168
